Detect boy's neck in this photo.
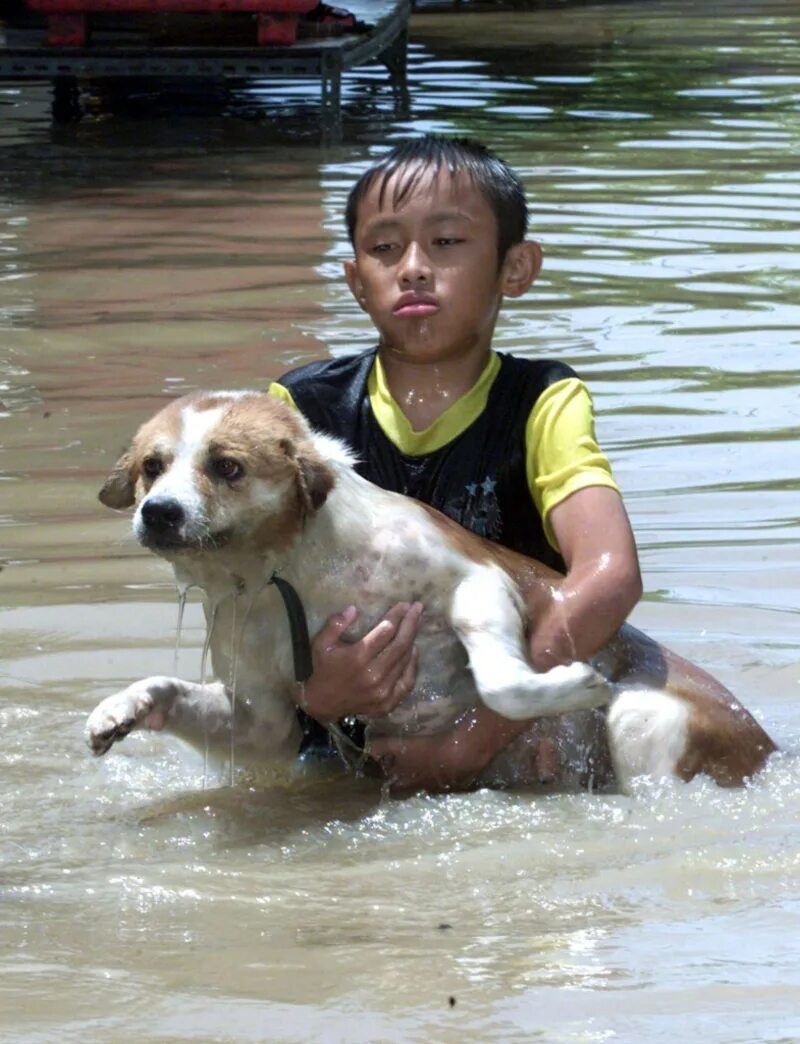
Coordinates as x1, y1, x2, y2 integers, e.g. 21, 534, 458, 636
378, 344, 491, 432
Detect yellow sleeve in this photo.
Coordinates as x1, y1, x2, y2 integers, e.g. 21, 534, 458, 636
267, 381, 298, 409
526, 377, 620, 551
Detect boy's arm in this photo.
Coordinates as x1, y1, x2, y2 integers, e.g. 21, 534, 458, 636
369, 383, 642, 793
529, 484, 642, 670
368, 705, 530, 793
525, 378, 642, 667
368, 488, 641, 793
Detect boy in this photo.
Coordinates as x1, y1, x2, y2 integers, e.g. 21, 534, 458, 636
269, 135, 642, 792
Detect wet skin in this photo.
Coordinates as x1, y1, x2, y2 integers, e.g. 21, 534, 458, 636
344, 166, 542, 428
301, 166, 641, 791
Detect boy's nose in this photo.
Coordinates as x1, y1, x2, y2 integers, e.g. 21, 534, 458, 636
399, 242, 432, 284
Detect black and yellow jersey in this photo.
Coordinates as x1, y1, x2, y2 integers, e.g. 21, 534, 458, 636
270, 347, 618, 573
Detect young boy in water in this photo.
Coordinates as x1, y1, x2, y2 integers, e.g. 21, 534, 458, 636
269, 135, 642, 792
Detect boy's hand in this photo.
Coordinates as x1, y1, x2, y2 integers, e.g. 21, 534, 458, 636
299, 602, 423, 722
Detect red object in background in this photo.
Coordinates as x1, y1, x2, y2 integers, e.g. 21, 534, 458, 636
25, 0, 319, 46
42, 11, 87, 44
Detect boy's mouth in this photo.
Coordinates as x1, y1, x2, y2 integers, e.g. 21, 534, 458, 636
393, 292, 440, 318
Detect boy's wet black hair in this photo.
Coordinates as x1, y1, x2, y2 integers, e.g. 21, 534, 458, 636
345, 134, 528, 263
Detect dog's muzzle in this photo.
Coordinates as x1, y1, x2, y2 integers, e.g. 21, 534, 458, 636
136, 495, 229, 552
137, 496, 190, 549
141, 496, 185, 532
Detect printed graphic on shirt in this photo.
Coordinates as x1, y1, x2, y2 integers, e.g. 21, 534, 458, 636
444, 474, 502, 539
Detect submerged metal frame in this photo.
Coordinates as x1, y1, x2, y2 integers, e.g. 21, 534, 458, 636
0, 0, 410, 135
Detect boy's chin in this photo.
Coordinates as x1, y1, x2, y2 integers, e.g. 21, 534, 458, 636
384, 342, 455, 363
380, 338, 485, 365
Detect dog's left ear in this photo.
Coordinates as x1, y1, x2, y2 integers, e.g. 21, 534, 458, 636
98, 448, 136, 509
281, 438, 335, 514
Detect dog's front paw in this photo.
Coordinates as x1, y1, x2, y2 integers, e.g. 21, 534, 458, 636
480, 659, 614, 720
551, 660, 611, 696
85, 678, 168, 756
540, 660, 613, 709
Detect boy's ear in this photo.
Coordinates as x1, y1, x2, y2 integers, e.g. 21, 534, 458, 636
344, 259, 369, 312
500, 240, 542, 298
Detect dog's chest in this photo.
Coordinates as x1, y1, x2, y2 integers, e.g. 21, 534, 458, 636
300, 515, 483, 733
373, 620, 479, 736
307, 516, 464, 617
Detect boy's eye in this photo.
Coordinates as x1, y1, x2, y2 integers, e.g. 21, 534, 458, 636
371, 242, 396, 255
433, 237, 463, 247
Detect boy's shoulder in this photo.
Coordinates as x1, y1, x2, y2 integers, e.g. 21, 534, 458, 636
495, 350, 584, 398
496, 352, 579, 395
278, 349, 580, 407
278, 346, 376, 393
276, 347, 376, 432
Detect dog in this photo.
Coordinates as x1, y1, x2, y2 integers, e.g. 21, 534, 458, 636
86, 390, 777, 792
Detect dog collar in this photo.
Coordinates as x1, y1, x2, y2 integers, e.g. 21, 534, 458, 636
268, 573, 313, 683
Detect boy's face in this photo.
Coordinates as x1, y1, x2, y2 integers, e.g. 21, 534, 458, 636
344, 167, 541, 366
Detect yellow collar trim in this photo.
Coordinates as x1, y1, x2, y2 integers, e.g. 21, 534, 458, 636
368, 352, 501, 456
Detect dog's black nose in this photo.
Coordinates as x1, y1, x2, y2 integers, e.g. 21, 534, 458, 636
141, 497, 185, 532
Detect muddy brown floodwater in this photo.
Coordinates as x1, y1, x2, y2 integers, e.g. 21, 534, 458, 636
1, 1, 799, 1041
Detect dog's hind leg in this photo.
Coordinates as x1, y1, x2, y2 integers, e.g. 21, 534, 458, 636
449, 568, 613, 720
604, 688, 692, 790
606, 683, 778, 790
86, 676, 234, 757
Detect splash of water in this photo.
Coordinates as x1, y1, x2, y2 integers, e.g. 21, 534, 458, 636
225, 580, 268, 788
227, 595, 239, 787
200, 600, 219, 789
173, 584, 189, 675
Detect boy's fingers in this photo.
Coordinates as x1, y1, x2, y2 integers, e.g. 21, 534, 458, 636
359, 602, 412, 660
314, 605, 358, 651
392, 601, 423, 646
367, 601, 423, 670
372, 645, 417, 713
397, 644, 419, 692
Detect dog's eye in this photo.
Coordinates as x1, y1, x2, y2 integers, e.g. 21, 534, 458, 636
142, 457, 163, 479
212, 457, 243, 482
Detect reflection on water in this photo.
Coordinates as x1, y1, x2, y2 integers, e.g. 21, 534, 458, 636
1, 1, 799, 1040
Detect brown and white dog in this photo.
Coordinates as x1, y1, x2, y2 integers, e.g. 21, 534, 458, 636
86, 390, 777, 791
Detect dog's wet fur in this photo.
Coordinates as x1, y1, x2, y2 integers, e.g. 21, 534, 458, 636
86, 391, 777, 792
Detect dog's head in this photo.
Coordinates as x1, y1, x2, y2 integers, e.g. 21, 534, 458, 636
99, 392, 335, 557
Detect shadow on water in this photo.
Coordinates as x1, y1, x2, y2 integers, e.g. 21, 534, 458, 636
135, 767, 386, 844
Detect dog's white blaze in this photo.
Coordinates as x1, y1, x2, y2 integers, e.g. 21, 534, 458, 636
204, 389, 252, 402
606, 688, 690, 788
178, 402, 227, 457
170, 405, 224, 501
134, 404, 225, 539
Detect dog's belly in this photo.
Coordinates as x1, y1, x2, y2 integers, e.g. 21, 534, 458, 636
367, 625, 480, 736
